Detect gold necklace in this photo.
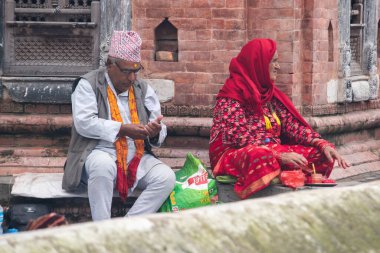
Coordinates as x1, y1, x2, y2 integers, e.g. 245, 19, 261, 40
263, 103, 281, 130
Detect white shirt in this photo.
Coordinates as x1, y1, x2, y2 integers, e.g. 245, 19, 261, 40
71, 73, 167, 164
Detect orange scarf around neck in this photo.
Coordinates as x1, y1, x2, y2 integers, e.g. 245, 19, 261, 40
107, 85, 145, 201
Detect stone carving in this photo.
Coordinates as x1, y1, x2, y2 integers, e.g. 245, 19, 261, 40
343, 42, 352, 101
179, 105, 190, 116
369, 76, 379, 100
342, 41, 352, 78
367, 43, 377, 74
99, 36, 110, 66
162, 105, 213, 117
345, 79, 353, 102
367, 43, 379, 100
341, 41, 353, 102
165, 105, 178, 116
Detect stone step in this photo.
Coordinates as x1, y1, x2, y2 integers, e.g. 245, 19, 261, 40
0, 156, 65, 167
154, 147, 209, 159
163, 136, 209, 149
0, 134, 209, 149
330, 161, 380, 180
0, 134, 70, 148
0, 166, 63, 176
339, 151, 379, 167
336, 139, 380, 155
0, 147, 68, 157
0, 151, 209, 175
0, 146, 209, 159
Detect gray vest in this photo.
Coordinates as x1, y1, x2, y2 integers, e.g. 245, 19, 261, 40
62, 67, 150, 191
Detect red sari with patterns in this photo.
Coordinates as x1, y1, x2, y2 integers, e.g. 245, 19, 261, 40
209, 39, 334, 199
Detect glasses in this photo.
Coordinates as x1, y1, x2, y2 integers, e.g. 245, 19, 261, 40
114, 62, 144, 75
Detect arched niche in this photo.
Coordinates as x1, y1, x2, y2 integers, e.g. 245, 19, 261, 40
154, 18, 178, 62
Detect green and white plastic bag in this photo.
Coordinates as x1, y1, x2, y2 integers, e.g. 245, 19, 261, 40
160, 153, 218, 212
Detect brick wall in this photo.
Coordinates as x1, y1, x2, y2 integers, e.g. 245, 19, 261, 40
306, 0, 339, 106
0, 0, 379, 116
247, 0, 302, 105
247, 0, 339, 107
133, 0, 245, 107
134, 0, 340, 109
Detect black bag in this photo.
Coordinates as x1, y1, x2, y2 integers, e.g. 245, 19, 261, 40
8, 204, 50, 231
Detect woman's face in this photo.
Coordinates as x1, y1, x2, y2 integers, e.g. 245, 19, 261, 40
269, 51, 280, 82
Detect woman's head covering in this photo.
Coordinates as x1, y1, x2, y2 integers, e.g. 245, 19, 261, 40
217, 39, 276, 107
216, 38, 310, 128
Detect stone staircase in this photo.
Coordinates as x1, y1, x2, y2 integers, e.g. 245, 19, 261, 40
0, 114, 211, 177
0, 136, 210, 176
1, 110, 380, 224
2, 110, 380, 180
2, 137, 380, 179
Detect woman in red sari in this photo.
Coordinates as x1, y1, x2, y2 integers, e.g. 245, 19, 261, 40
209, 39, 349, 199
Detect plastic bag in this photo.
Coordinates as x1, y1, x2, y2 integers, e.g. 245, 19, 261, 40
160, 153, 218, 212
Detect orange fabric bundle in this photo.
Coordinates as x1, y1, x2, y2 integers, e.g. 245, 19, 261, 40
280, 170, 305, 189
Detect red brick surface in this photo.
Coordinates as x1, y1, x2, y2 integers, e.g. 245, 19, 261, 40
0, 0, 378, 116
133, 0, 246, 106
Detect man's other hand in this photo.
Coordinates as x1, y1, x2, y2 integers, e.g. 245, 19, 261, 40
118, 124, 149, 140
145, 115, 163, 138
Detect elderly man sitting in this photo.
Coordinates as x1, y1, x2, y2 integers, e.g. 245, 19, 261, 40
62, 31, 175, 221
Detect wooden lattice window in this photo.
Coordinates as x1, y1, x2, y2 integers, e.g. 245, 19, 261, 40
3, 0, 100, 76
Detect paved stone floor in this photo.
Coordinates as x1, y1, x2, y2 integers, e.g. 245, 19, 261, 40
1, 170, 379, 225
217, 170, 380, 203
337, 170, 380, 183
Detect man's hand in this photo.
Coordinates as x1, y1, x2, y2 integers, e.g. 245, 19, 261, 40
118, 124, 149, 140
145, 115, 163, 138
280, 152, 312, 173
323, 146, 350, 169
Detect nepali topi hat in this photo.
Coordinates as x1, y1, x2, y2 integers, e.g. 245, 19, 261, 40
108, 31, 142, 63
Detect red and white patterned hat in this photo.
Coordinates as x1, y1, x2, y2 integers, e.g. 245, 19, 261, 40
108, 31, 142, 62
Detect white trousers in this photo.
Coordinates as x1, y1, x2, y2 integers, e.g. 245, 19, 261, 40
84, 149, 175, 221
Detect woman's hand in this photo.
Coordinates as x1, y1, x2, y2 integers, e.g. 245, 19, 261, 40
323, 146, 350, 169
280, 152, 312, 173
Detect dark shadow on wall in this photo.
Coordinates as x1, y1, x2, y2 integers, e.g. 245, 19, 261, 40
0, 0, 3, 76
328, 21, 334, 62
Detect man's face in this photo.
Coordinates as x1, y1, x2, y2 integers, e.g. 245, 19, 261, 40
108, 59, 142, 94
269, 51, 280, 82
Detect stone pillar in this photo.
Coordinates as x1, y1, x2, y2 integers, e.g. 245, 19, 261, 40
0, 0, 4, 98
338, 0, 353, 102
363, 0, 379, 99
338, 0, 379, 102
0, 0, 4, 76
99, 0, 132, 65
